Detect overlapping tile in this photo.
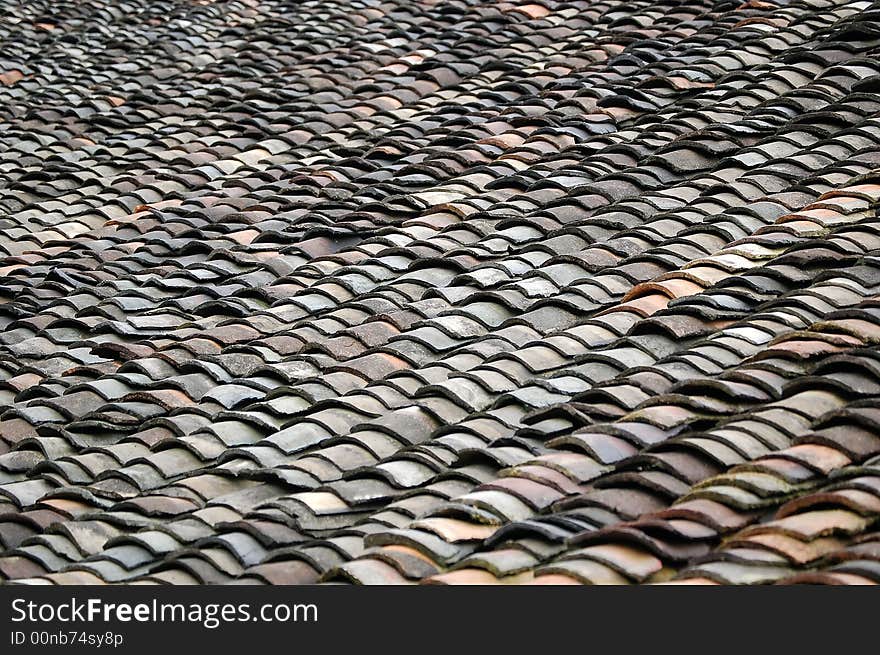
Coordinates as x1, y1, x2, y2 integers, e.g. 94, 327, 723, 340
1, 0, 880, 585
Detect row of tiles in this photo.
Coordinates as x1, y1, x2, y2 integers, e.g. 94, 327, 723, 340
2, 0, 880, 583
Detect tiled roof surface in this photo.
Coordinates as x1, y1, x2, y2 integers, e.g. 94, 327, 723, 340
1, 0, 880, 585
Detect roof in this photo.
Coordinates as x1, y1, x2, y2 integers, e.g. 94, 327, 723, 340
1, 0, 880, 586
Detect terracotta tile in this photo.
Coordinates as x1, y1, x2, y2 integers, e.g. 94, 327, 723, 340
2, 0, 880, 587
